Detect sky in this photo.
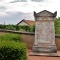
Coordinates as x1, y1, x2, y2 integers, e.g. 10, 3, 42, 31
0, 0, 60, 25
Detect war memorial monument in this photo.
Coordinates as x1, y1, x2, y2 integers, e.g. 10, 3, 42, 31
30, 10, 58, 56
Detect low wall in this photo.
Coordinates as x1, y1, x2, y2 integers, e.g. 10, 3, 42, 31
0, 30, 60, 50
55, 36, 60, 50
21, 33, 60, 51
21, 33, 35, 49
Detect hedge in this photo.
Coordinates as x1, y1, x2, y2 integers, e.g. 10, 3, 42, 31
0, 40, 27, 60
0, 24, 35, 32
0, 33, 21, 42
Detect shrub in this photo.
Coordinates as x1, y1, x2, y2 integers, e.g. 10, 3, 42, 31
54, 20, 60, 34
19, 25, 34, 32
0, 40, 27, 60
16, 25, 20, 30
0, 25, 6, 29
5, 25, 16, 30
32, 25, 35, 32
0, 33, 21, 42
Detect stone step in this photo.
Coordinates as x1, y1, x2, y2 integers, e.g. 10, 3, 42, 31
38, 48, 51, 52
32, 47, 52, 53
33, 45, 57, 53
29, 52, 60, 57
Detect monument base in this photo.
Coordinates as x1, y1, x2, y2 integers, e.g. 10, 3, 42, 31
30, 45, 58, 56
32, 45, 57, 53
29, 52, 60, 57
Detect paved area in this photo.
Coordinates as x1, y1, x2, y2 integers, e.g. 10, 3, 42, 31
27, 49, 60, 60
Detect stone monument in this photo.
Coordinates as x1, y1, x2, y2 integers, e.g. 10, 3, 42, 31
32, 10, 57, 53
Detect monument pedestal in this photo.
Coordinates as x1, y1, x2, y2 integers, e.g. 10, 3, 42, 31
32, 44, 57, 53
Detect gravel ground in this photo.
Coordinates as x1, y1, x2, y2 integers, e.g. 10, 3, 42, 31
27, 49, 60, 60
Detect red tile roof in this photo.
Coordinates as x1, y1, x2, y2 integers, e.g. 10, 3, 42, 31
17, 19, 35, 26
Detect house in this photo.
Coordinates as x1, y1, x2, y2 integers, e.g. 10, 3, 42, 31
17, 19, 35, 26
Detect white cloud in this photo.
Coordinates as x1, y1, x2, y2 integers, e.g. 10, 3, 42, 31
0, 0, 60, 24
5, 0, 60, 14
0, 0, 48, 15
10, 0, 45, 3
5, 2, 45, 13
31, 0, 44, 2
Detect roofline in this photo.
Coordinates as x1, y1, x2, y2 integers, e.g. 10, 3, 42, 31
23, 20, 32, 26
17, 19, 34, 26
16, 19, 25, 25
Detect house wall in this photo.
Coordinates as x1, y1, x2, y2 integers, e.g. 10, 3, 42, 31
18, 21, 28, 25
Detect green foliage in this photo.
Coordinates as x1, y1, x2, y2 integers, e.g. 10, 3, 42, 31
20, 25, 32, 32
32, 25, 35, 32
54, 19, 60, 34
0, 40, 27, 60
0, 24, 34, 32
5, 25, 16, 30
0, 25, 6, 29
0, 33, 21, 42
16, 25, 20, 30
0, 33, 27, 60
0, 24, 16, 30
0, 24, 35, 32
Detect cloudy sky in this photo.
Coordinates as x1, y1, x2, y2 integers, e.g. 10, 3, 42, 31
0, 0, 60, 24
